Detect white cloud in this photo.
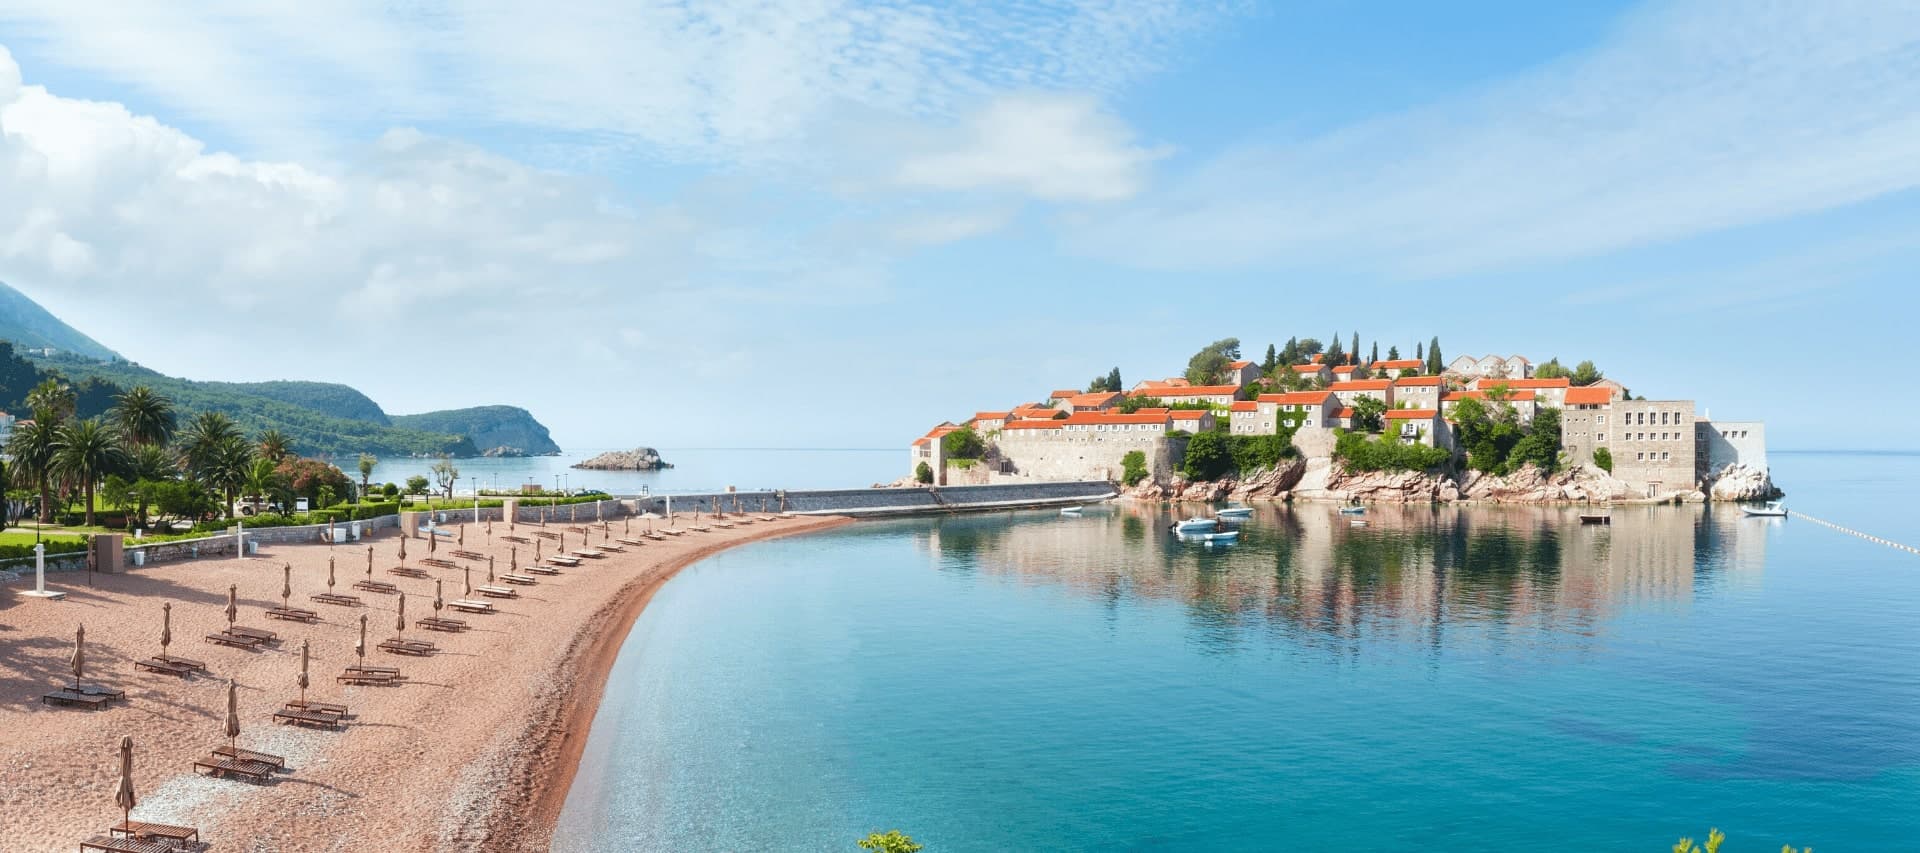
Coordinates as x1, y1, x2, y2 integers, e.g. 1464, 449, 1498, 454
1068, 0, 1920, 277
891, 93, 1168, 202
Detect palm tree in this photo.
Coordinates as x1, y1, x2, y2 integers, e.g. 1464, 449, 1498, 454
242, 457, 289, 514
113, 386, 177, 449
179, 412, 242, 478
357, 453, 377, 501
26, 378, 76, 423
126, 443, 178, 527
256, 429, 292, 465
8, 417, 62, 523
203, 435, 254, 519
53, 418, 130, 527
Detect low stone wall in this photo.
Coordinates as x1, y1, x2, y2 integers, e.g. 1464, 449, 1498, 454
635, 482, 1115, 518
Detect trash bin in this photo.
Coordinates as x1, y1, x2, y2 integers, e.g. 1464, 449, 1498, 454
131, 550, 146, 567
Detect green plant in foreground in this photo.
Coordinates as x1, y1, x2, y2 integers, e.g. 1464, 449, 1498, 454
857, 830, 922, 853
1671, 827, 1808, 853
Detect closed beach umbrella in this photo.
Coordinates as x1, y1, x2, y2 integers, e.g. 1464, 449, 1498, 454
226, 585, 238, 631
160, 603, 173, 662
366, 545, 374, 580
225, 679, 240, 749
298, 639, 310, 705
463, 565, 472, 597
355, 615, 367, 665
71, 624, 86, 691
487, 556, 495, 583
559, 530, 566, 551
624, 515, 631, 534
428, 530, 436, 555
327, 557, 337, 594
398, 535, 407, 563
116, 736, 136, 830
570, 504, 577, 523
396, 593, 407, 640
458, 524, 465, 547
281, 564, 292, 611
433, 580, 444, 620
486, 519, 493, 542
535, 539, 542, 562
510, 547, 517, 572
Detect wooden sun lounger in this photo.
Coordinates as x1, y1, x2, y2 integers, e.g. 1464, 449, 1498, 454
533, 531, 561, 541
227, 626, 278, 642
450, 549, 487, 560
337, 669, 398, 686
417, 616, 469, 632
449, 599, 496, 614
378, 638, 435, 656
204, 631, 263, 649
476, 585, 518, 599
502, 535, 532, 544
661, 528, 686, 536
568, 549, 603, 559
135, 657, 196, 677
616, 537, 647, 547
111, 819, 202, 845
194, 755, 273, 783
345, 663, 401, 676
42, 689, 112, 709
500, 573, 538, 585
82, 833, 176, 853
567, 525, 590, 534
388, 566, 429, 579
265, 606, 320, 623
594, 543, 626, 552
688, 524, 712, 533
644, 532, 669, 541
285, 699, 349, 717
525, 565, 560, 576
145, 655, 206, 671
311, 592, 364, 606
420, 557, 458, 569
711, 520, 735, 529
274, 707, 343, 729
353, 579, 399, 594
213, 743, 286, 768
548, 556, 582, 567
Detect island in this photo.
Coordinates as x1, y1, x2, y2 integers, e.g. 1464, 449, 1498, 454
573, 447, 673, 471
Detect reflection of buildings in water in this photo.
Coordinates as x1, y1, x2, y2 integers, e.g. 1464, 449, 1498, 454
910, 500, 1756, 653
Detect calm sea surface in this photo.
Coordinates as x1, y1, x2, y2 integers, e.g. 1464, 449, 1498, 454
363, 448, 900, 496
552, 452, 1920, 852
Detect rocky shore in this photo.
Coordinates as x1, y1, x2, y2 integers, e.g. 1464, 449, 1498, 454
1126, 459, 1782, 505
573, 447, 672, 471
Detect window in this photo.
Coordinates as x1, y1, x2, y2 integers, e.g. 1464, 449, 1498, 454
1598, 433, 1607, 442
1637, 452, 1646, 461
1598, 414, 1607, 425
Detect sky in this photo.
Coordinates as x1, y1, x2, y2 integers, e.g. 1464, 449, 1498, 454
0, 0, 1914, 452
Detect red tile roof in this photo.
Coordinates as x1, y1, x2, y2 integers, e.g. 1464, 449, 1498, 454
1443, 390, 1537, 402
1169, 410, 1209, 420
1228, 360, 1253, 369
1334, 406, 1355, 418
1257, 391, 1334, 406
1291, 364, 1325, 373
1474, 377, 1570, 390
973, 411, 1010, 420
1386, 409, 1439, 419
1141, 385, 1240, 397
1394, 376, 1443, 387
1564, 386, 1616, 405
1134, 407, 1170, 416
1329, 380, 1391, 391
1371, 359, 1423, 370
1229, 401, 1258, 412
1049, 389, 1080, 399
1002, 420, 1064, 431
1066, 391, 1122, 407
1332, 365, 1357, 374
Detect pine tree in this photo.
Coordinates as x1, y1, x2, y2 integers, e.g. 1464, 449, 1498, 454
1369, 342, 1379, 366
1326, 332, 1344, 365
1388, 345, 1400, 360
1427, 337, 1443, 375
1415, 341, 1424, 361
1282, 337, 1299, 365
1263, 344, 1277, 373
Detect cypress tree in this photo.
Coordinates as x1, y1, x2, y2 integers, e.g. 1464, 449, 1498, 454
1388, 345, 1400, 360
1106, 367, 1122, 393
1369, 341, 1379, 366
1350, 332, 1360, 365
1427, 337, 1443, 374
1283, 337, 1299, 365
1415, 341, 1424, 361
1326, 332, 1344, 365
1263, 344, 1277, 373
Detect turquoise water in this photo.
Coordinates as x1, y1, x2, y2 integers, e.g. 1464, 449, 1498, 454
364, 447, 901, 496
553, 453, 1920, 851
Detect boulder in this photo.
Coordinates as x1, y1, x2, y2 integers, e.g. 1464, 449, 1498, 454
572, 447, 673, 471
1705, 463, 1783, 502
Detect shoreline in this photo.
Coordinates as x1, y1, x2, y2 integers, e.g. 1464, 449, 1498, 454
484, 515, 853, 850
0, 513, 851, 853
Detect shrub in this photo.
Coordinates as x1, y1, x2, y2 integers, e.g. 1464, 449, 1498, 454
941, 426, 985, 460
1121, 450, 1149, 486
1182, 431, 1233, 480
1334, 429, 1451, 472
914, 461, 933, 484
1593, 446, 1613, 473
0, 538, 90, 561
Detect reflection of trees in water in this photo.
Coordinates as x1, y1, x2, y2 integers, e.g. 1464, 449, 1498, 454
926, 503, 1723, 656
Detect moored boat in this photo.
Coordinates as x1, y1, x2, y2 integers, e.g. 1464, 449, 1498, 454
1216, 506, 1254, 518
1178, 530, 1240, 543
1174, 518, 1221, 533
1060, 506, 1084, 516
1740, 501, 1788, 518
1338, 506, 1366, 515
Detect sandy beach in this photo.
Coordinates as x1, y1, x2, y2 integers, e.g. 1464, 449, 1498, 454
0, 513, 849, 852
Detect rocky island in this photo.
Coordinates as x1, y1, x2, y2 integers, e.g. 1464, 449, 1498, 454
574, 447, 673, 471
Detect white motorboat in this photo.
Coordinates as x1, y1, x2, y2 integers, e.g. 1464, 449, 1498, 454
1179, 530, 1240, 543
1175, 518, 1221, 533
1338, 506, 1366, 515
1059, 506, 1085, 516
1216, 506, 1254, 518
1740, 502, 1788, 518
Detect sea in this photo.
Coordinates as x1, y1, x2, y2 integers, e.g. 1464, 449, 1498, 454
549, 451, 1920, 852
362, 448, 902, 497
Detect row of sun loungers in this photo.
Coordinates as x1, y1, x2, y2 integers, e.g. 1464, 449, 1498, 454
311, 591, 364, 607
135, 655, 206, 677
338, 664, 402, 686
387, 566, 429, 579
419, 557, 459, 569
417, 616, 469, 632
265, 605, 320, 623
449, 598, 496, 614
353, 578, 399, 594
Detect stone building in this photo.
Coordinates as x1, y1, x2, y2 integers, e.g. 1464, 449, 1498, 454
1696, 420, 1768, 475
1370, 358, 1423, 378
1473, 376, 1570, 408
1447, 354, 1533, 380
1260, 390, 1337, 432
1562, 399, 1698, 496
1386, 409, 1453, 449
1291, 363, 1331, 385
1226, 360, 1262, 386
1392, 376, 1444, 411
1329, 379, 1394, 409
993, 412, 1182, 484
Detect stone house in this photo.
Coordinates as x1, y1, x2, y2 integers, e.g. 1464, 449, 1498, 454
1131, 377, 1190, 393
1168, 409, 1216, 433
1258, 390, 1337, 432
1062, 391, 1122, 412
1370, 358, 1423, 379
1226, 360, 1262, 386
1329, 379, 1394, 409
1447, 354, 1533, 381
1386, 409, 1452, 449
1441, 389, 1538, 425
1330, 364, 1366, 383
1146, 385, 1245, 407
1228, 401, 1263, 435
972, 412, 1010, 434
1561, 399, 1698, 497
1696, 420, 1767, 476
1473, 376, 1570, 408
1564, 386, 1619, 408
1392, 376, 1444, 411
1291, 363, 1331, 385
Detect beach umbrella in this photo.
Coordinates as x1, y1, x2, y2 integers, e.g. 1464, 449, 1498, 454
225, 679, 240, 750
458, 524, 465, 548
355, 615, 367, 666
433, 580, 445, 622
115, 735, 136, 830
398, 535, 407, 563
463, 565, 472, 597
487, 556, 495, 583
298, 639, 310, 705
559, 530, 566, 551
624, 516, 631, 534
366, 545, 374, 581
510, 547, 518, 572
486, 519, 493, 543
396, 593, 407, 640
159, 603, 173, 663
327, 557, 337, 595
428, 530, 437, 555
281, 564, 293, 611
70, 624, 86, 691
225, 585, 238, 632
535, 539, 543, 562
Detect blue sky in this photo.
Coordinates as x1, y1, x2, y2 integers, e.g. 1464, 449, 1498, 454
0, 1, 1912, 452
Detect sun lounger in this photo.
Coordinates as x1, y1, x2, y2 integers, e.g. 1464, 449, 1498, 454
378, 638, 435, 656
711, 520, 735, 529
476, 585, 518, 599
111, 819, 202, 845
644, 532, 668, 541
688, 524, 712, 533
388, 566, 429, 579
417, 616, 469, 632
616, 537, 646, 547
226, 626, 278, 643
213, 743, 286, 768
568, 549, 603, 559
285, 699, 348, 718
501, 573, 538, 585
420, 557, 458, 569
661, 528, 685, 536
274, 707, 343, 729
525, 565, 560, 576
450, 549, 487, 560
337, 669, 397, 685
594, 543, 626, 553
265, 606, 320, 623
193, 755, 273, 783
502, 535, 532, 544
72, 684, 127, 701
41, 689, 112, 709
135, 657, 196, 677
345, 663, 401, 676
533, 531, 561, 541
204, 631, 263, 649
759, 515, 781, 521
353, 579, 399, 594
449, 598, 496, 614
311, 592, 364, 607
548, 556, 582, 567
567, 525, 590, 534
82, 833, 175, 853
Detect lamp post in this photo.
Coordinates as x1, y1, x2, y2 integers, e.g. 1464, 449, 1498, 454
472, 476, 480, 525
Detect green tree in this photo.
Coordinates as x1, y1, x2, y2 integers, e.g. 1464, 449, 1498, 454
1106, 367, 1122, 393
1426, 337, 1443, 375
1414, 341, 1423, 361
1369, 341, 1379, 366
202, 435, 255, 518
1263, 344, 1277, 373
1351, 397, 1388, 432
1296, 337, 1322, 357
358, 454, 378, 500
242, 457, 289, 511
941, 426, 985, 460
405, 475, 431, 496
1325, 332, 1344, 365
1533, 358, 1569, 380
913, 461, 933, 484
857, 830, 923, 853
429, 453, 460, 499
149, 479, 215, 523
52, 417, 131, 527
1350, 332, 1360, 365
1569, 360, 1604, 386
256, 429, 293, 464
1184, 338, 1241, 385
383, 482, 402, 499
7, 416, 62, 523
1182, 431, 1232, 480
1121, 450, 1149, 487
26, 377, 76, 423
1593, 446, 1613, 472
179, 411, 243, 480
1507, 407, 1562, 473
1387, 345, 1400, 360
112, 385, 176, 449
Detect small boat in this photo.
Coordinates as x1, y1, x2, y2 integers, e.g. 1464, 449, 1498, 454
1740, 502, 1788, 518
1349, 519, 1368, 527
1179, 530, 1240, 543
1059, 506, 1084, 516
1175, 518, 1221, 533
1216, 506, 1254, 518
1338, 506, 1366, 515
1579, 514, 1611, 525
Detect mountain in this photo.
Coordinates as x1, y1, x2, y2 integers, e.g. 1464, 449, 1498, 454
392, 406, 561, 456
0, 281, 121, 361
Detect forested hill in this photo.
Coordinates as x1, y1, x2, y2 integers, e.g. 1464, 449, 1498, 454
11, 348, 557, 457
0, 281, 121, 360
391, 406, 561, 456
